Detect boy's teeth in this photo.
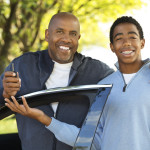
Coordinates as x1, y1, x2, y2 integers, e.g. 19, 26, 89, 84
122, 51, 132, 54
60, 46, 69, 50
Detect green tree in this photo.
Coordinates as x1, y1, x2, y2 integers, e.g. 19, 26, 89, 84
0, 0, 145, 74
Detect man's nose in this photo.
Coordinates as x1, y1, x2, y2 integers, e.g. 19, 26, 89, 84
61, 33, 71, 43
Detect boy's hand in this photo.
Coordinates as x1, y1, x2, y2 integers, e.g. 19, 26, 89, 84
5, 96, 51, 126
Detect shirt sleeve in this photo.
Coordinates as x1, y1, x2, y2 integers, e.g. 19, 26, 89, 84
46, 117, 80, 146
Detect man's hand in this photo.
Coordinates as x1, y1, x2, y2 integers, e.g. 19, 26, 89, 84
3, 71, 21, 98
5, 96, 52, 126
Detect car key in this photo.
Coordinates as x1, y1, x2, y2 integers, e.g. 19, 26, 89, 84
12, 63, 17, 77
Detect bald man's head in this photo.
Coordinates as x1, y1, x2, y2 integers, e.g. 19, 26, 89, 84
48, 12, 80, 32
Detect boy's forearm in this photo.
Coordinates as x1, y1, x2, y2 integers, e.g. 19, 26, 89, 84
38, 113, 52, 126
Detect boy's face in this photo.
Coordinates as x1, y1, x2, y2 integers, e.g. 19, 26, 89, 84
110, 23, 145, 66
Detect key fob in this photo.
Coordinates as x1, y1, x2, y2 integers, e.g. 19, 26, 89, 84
12, 63, 17, 77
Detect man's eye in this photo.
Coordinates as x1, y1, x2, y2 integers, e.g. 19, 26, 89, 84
71, 32, 77, 36
57, 30, 63, 34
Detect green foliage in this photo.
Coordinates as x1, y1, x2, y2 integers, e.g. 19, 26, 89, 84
0, 0, 146, 74
0, 115, 18, 134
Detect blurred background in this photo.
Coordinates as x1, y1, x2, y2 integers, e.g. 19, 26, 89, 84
0, 0, 149, 133
82, 0, 150, 69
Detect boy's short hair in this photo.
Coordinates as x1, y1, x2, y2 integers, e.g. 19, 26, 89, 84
110, 16, 144, 43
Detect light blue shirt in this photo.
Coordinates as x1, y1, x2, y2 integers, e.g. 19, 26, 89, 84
46, 117, 98, 149
96, 60, 150, 150
46, 117, 79, 146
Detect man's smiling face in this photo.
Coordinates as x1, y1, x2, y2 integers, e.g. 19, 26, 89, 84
45, 15, 80, 64
110, 23, 145, 66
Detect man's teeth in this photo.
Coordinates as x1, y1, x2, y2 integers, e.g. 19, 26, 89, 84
59, 46, 70, 50
122, 51, 133, 54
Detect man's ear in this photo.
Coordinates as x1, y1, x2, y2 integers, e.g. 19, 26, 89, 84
110, 43, 115, 53
45, 29, 49, 42
141, 39, 145, 49
78, 34, 81, 40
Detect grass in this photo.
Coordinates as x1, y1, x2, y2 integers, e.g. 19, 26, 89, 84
0, 114, 18, 134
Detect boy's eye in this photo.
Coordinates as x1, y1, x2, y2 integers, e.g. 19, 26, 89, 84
116, 38, 122, 41
130, 37, 136, 39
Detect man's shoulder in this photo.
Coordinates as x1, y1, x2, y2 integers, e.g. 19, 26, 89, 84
74, 52, 114, 79
77, 53, 113, 71
75, 52, 107, 65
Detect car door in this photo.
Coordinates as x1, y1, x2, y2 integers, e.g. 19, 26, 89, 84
0, 84, 112, 150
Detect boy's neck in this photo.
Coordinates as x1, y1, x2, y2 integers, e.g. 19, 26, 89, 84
119, 61, 144, 74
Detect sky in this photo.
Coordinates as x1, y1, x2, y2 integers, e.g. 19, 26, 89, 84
81, 1, 150, 69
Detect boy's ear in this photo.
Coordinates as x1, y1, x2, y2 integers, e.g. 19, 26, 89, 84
110, 43, 115, 53
45, 29, 49, 42
141, 39, 145, 49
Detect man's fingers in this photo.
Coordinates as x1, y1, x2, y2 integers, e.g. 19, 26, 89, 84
3, 72, 21, 89
3, 77, 20, 83
4, 82, 21, 88
3, 72, 21, 98
4, 71, 16, 77
3, 72, 20, 84
3, 91, 11, 99
4, 88, 20, 95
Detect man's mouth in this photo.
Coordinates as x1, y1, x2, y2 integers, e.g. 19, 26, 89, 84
121, 51, 133, 55
59, 46, 70, 51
